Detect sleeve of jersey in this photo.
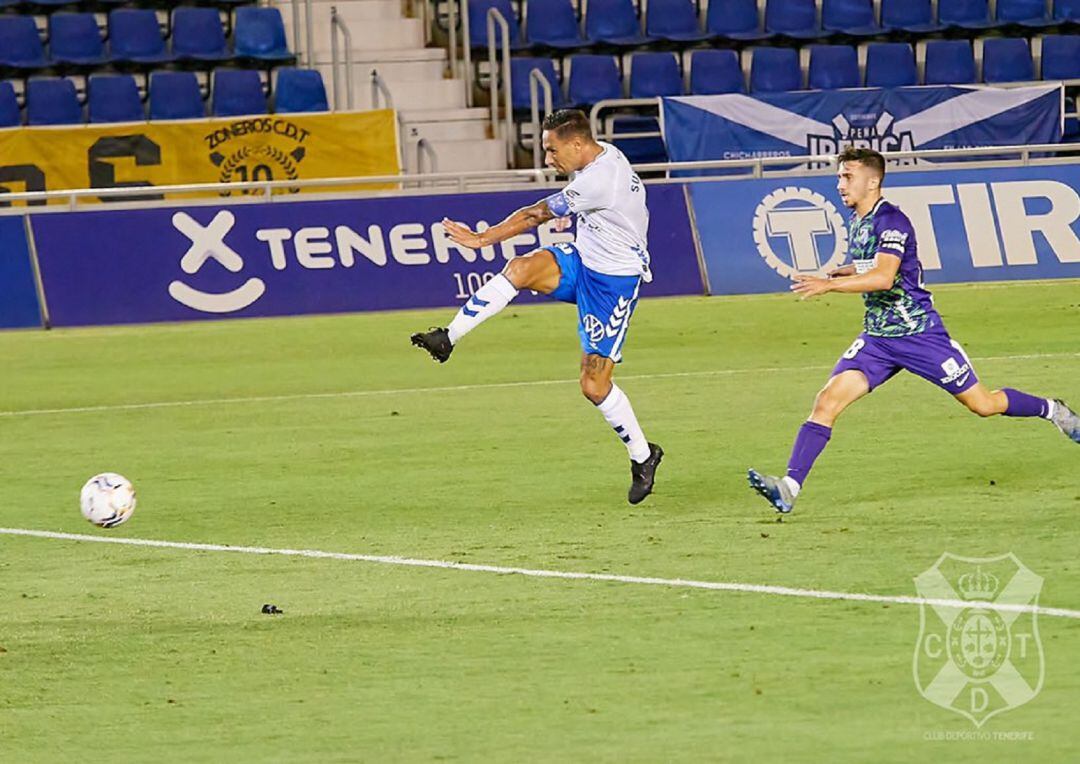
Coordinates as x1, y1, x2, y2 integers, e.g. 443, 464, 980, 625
544, 171, 612, 217
874, 212, 914, 260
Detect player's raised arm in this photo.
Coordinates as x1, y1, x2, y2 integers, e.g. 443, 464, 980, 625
442, 198, 558, 249
792, 252, 900, 299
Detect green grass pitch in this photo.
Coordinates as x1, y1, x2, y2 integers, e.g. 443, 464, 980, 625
0, 280, 1077, 761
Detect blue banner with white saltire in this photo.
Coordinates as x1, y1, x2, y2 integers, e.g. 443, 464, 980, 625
661, 85, 1062, 163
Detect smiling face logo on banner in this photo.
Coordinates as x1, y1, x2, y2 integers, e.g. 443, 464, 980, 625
167, 211, 266, 313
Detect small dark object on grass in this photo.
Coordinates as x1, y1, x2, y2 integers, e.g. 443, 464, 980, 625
261, 604, 284, 615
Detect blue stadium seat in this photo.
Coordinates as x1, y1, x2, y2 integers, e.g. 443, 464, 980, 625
996, 0, 1055, 25
765, 0, 828, 38
49, 13, 110, 69
234, 7, 296, 64
706, 0, 773, 40
584, 0, 657, 47
881, 0, 945, 32
612, 115, 666, 163
1055, 0, 1080, 22
510, 57, 568, 111
524, 0, 587, 49
1041, 34, 1080, 79
88, 74, 144, 123
822, 0, 882, 36
149, 70, 205, 119
628, 52, 682, 97
645, 0, 715, 42
109, 10, 175, 67
688, 49, 745, 94
1065, 96, 1078, 142
274, 68, 328, 113
566, 54, 622, 106
0, 16, 48, 73
981, 37, 1034, 82
865, 42, 918, 87
924, 39, 977, 84
467, 0, 522, 49
172, 8, 232, 63
750, 47, 802, 92
211, 69, 266, 116
938, 0, 1000, 29
0, 81, 20, 127
26, 78, 82, 125
808, 45, 859, 89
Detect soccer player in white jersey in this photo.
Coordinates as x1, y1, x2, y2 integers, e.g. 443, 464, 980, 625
411, 109, 664, 504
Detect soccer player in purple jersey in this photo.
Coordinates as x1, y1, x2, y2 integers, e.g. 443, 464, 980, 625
748, 146, 1080, 514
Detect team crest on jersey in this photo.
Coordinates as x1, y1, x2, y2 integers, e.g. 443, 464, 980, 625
913, 553, 1044, 727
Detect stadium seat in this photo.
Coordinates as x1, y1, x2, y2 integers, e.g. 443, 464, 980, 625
273, 68, 328, 113
172, 8, 232, 63
938, 0, 1000, 29
234, 7, 296, 64
0, 81, 20, 127
628, 52, 682, 98
0, 16, 48, 73
645, 0, 715, 42
822, 0, 882, 36
864, 42, 918, 87
148, 70, 205, 120
981, 37, 1034, 82
808, 45, 859, 89
88, 74, 144, 123
612, 115, 666, 163
510, 57, 568, 111
1065, 96, 1079, 142
467, 0, 522, 49
566, 54, 622, 106
880, 0, 945, 32
584, 0, 657, 47
765, 0, 828, 39
924, 39, 977, 84
109, 10, 175, 67
523, 0, 588, 49
688, 49, 745, 94
49, 13, 110, 69
749, 47, 802, 92
996, 0, 1056, 25
705, 0, 773, 41
1055, 0, 1080, 22
26, 77, 82, 125
1041, 34, 1080, 79
211, 69, 266, 116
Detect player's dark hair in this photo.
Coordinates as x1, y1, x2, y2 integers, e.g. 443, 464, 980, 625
837, 146, 885, 180
542, 109, 593, 141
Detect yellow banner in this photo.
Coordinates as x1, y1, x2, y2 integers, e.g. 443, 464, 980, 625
0, 110, 399, 203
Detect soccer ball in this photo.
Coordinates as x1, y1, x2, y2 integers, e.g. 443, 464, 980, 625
80, 473, 137, 528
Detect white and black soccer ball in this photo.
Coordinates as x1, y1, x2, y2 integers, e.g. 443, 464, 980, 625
80, 473, 137, 528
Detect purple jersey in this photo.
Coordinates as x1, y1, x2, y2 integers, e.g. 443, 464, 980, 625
849, 199, 940, 337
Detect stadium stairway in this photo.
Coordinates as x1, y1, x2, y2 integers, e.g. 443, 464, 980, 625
274, 0, 506, 172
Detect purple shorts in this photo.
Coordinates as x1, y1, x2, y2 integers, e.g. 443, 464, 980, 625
831, 327, 979, 394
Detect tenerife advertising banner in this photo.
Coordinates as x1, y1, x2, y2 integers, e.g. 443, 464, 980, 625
0, 110, 399, 203
28, 185, 703, 327
662, 85, 1062, 163
689, 164, 1080, 294
0, 215, 42, 328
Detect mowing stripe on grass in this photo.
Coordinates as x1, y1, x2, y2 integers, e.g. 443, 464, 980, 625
2, 527, 1077, 620
1, 351, 1077, 419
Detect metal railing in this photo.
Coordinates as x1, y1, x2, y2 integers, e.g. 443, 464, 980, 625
462, 0, 474, 107
371, 70, 394, 110
528, 68, 554, 169
329, 7, 355, 110
486, 7, 513, 166
416, 138, 439, 174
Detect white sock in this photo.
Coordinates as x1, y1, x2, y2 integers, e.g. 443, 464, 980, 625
447, 274, 519, 345
781, 476, 801, 498
596, 383, 650, 463
1045, 400, 1057, 420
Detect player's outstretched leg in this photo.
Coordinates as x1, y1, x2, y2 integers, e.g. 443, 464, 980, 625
1050, 399, 1080, 443
956, 385, 1080, 444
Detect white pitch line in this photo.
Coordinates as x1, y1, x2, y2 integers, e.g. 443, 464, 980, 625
1, 351, 1077, 419
2, 527, 1077, 621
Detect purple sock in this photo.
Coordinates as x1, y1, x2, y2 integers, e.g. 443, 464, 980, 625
786, 421, 833, 486
1002, 388, 1050, 418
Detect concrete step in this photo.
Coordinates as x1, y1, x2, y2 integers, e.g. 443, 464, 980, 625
399, 106, 491, 123
402, 138, 508, 173
400, 118, 490, 142
313, 57, 446, 86
284, 16, 423, 54
273, 0, 402, 20
327, 74, 465, 111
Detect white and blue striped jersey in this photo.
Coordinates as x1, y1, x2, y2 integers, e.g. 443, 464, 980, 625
546, 142, 652, 283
